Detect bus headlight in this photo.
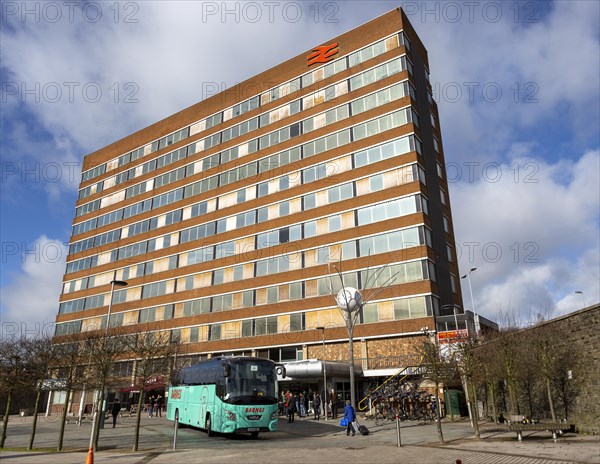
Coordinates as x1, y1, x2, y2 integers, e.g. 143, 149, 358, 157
225, 410, 237, 421
270, 410, 279, 420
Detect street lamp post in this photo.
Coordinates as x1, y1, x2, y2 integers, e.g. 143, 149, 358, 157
575, 291, 586, 307
461, 268, 478, 336
316, 326, 327, 421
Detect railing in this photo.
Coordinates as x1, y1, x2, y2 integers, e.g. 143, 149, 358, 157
356, 355, 423, 371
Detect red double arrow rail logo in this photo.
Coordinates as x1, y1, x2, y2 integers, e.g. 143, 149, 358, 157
307, 42, 339, 66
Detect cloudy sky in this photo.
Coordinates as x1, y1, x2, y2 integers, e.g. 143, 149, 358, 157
1, 1, 598, 336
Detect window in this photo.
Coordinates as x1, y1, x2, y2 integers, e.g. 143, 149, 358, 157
189, 327, 199, 343
290, 313, 304, 331
209, 324, 221, 341
139, 307, 156, 323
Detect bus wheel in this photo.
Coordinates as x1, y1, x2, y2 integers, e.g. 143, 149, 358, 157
251, 431, 259, 439
206, 414, 214, 437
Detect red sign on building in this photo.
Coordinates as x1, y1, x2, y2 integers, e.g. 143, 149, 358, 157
307, 42, 339, 66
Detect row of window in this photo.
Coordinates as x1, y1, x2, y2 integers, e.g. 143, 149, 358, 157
80, 31, 411, 185
64, 159, 425, 294
70, 119, 417, 257
56, 289, 434, 340
67, 115, 421, 272
60, 222, 431, 315
75, 62, 414, 215
66, 156, 422, 283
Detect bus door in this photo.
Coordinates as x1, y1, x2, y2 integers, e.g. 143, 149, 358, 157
199, 385, 209, 428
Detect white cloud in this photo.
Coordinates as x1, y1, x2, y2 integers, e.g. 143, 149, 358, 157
0, 236, 67, 339
452, 150, 600, 321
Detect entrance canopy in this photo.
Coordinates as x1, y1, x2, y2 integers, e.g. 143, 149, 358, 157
278, 359, 362, 382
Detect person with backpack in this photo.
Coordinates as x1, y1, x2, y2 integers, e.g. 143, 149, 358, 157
343, 400, 356, 436
313, 392, 322, 420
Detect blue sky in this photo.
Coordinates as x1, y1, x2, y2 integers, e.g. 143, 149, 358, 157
1, 1, 598, 335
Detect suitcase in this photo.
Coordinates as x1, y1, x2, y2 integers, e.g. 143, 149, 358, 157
353, 420, 369, 436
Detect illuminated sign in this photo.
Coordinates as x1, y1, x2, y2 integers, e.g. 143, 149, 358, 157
307, 42, 339, 66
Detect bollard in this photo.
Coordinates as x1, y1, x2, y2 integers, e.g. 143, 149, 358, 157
173, 413, 179, 450
456, 460, 462, 464
85, 447, 94, 464
396, 414, 401, 447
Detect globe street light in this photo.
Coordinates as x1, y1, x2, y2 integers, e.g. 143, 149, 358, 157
335, 287, 362, 409
315, 326, 327, 420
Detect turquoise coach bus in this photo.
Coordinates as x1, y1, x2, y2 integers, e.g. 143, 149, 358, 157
166, 356, 283, 438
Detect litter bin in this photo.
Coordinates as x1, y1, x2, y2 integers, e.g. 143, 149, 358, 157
445, 389, 467, 420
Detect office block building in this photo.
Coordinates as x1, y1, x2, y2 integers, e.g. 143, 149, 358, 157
55, 8, 464, 400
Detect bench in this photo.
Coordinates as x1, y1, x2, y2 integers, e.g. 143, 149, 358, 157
505, 422, 572, 441
66, 413, 90, 425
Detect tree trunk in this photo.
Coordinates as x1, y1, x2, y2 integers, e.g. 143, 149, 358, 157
434, 379, 444, 443
546, 377, 557, 422
28, 385, 43, 450
93, 388, 105, 450
1, 391, 13, 448
57, 387, 72, 451
470, 381, 480, 439
507, 378, 518, 416
133, 390, 144, 451
488, 382, 498, 423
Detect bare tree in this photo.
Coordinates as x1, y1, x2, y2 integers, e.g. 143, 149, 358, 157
474, 340, 502, 422
21, 336, 56, 450
454, 337, 482, 438
52, 336, 85, 451
82, 329, 127, 450
493, 324, 522, 417
413, 333, 456, 444
0, 338, 27, 448
123, 331, 175, 452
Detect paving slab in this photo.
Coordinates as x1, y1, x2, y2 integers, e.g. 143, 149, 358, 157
0, 414, 598, 464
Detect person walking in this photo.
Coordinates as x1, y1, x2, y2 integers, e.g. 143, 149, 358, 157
329, 389, 338, 419
313, 392, 321, 420
148, 395, 155, 418
111, 398, 121, 428
156, 395, 163, 417
299, 392, 306, 417
343, 400, 356, 436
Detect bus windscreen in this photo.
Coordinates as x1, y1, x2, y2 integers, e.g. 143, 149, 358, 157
224, 359, 278, 405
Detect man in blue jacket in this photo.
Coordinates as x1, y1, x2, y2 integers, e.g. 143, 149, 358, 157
343, 400, 356, 436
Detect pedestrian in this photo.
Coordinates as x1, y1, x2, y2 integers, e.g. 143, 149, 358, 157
287, 393, 297, 423
299, 392, 306, 417
329, 388, 338, 418
313, 392, 321, 420
148, 395, 155, 418
156, 395, 163, 417
111, 398, 121, 428
343, 400, 356, 436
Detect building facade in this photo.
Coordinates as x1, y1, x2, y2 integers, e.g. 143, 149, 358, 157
54, 9, 464, 403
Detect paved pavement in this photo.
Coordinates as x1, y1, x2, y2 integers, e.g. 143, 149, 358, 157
0, 412, 598, 464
